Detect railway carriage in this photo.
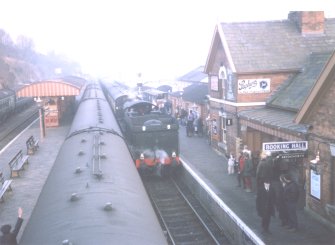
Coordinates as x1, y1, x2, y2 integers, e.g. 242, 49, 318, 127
104, 81, 130, 119
20, 81, 167, 245
0, 88, 34, 122
0, 89, 16, 122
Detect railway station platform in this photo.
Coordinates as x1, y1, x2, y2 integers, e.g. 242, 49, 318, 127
1, 106, 335, 245
178, 127, 335, 245
0, 109, 71, 243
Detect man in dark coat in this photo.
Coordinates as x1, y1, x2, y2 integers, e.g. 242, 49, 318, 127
256, 179, 276, 234
0, 207, 23, 245
276, 174, 289, 227
283, 174, 299, 232
256, 151, 274, 191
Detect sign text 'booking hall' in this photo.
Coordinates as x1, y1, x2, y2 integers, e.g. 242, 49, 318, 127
262, 141, 308, 152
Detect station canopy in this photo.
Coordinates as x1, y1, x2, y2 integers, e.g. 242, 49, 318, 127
16, 76, 87, 98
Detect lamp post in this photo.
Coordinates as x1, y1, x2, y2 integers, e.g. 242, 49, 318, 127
35, 97, 45, 139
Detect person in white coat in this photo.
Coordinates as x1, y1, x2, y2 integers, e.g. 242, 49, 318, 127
228, 154, 235, 175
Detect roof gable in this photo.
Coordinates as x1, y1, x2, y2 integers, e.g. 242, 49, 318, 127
267, 52, 332, 111
182, 83, 208, 104
295, 50, 335, 123
208, 17, 335, 73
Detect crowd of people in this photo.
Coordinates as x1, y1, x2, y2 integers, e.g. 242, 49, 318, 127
228, 148, 300, 235
179, 109, 204, 137
166, 107, 301, 236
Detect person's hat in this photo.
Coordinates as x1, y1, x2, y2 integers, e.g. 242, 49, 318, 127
261, 151, 270, 158
280, 174, 285, 183
282, 174, 291, 183
1, 224, 11, 234
263, 178, 271, 184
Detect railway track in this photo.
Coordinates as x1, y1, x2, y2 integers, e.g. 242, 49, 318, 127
142, 176, 230, 245
0, 106, 39, 150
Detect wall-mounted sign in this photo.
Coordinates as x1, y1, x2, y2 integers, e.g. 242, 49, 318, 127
310, 170, 321, 199
226, 118, 233, 126
278, 151, 307, 159
238, 78, 270, 94
262, 141, 308, 152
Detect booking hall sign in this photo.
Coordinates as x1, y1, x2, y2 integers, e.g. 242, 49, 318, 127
262, 141, 308, 159
263, 141, 308, 152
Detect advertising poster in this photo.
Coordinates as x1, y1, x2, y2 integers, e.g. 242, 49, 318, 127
310, 171, 321, 200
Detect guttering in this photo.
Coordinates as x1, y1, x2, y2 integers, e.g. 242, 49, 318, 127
210, 97, 266, 107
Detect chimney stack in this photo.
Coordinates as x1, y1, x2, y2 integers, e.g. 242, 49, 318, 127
288, 11, 325, 35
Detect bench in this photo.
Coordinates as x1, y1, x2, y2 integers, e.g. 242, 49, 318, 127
26, 135, 39, 155
8, 150, 29, 177
0, 173, 13, 202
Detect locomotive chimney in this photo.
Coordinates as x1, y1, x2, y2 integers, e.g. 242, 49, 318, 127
288, 11, 325, 35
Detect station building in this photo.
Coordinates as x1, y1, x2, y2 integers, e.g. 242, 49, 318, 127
203, 11, 335, 229
16, 76, 86, 127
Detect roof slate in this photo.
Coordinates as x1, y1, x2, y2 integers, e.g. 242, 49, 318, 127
267, 52, 332, 111
221, 18, 335, 72
157, 85, 172, 92
238, 108, 309, 134
178, 66, 207, 82
182, 83, 208, 104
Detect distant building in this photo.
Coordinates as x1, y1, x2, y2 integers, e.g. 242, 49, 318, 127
169, 66, 208, 91
169, 67, 209, 121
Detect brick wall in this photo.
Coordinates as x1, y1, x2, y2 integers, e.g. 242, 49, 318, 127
308, 79, 335, 138
288, 11, 325, 35
236, 73, 291, 103
305, 77, 335, 223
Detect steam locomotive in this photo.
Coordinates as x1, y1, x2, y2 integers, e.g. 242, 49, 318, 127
102, 81, 181, 177
20, 81, 167, 245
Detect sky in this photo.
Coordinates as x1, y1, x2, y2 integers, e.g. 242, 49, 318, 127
1, 1, 335, 83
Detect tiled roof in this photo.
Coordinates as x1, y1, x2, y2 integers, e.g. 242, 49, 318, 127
267, 52, 332, 112
157, 85, 172, 92
238, 108, 309, 135
221, 18, 335, 72
170, 91, 183, 97
178, 66, 207, 82
182, 83, 208, 104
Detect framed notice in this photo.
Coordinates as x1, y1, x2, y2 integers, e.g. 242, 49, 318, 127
310, 171, 321, 200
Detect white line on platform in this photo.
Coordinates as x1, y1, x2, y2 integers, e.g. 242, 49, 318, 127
0, 118, 39, 156
181, 158, 265, 245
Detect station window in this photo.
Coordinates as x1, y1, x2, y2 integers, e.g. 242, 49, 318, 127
221, 117, 227, 144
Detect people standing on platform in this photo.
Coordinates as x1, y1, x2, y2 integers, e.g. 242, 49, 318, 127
197, 118, 203, 137
277, 174, 289, 227
256, 151, 274, 191
193, 117, 198, 135
282, 174, 299, 232
237, 152, 245, 188
0, 207, 24, 245
180, 108, 187, 126
227, 154, 235, 175
186, 110, 195, 137
242, 151, 253, 192
256, 179, 276, 234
